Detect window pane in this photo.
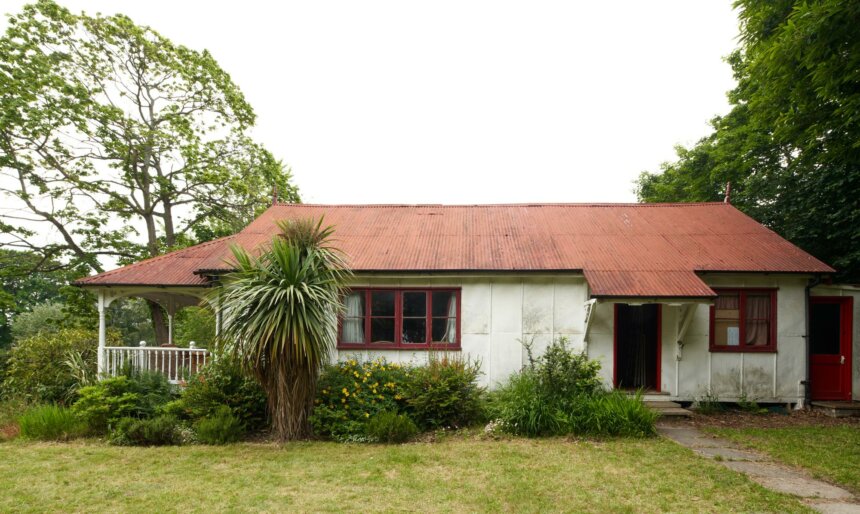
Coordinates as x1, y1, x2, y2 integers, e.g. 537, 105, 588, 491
432, 318, 456, 343
714, 320, 740, 346
402, 318, 426, 343
745, 295, 770, 319
371, 291, 395, 316
342, 292, 366, 343
403, 292, 426, 317
432, 291, 457, 317
370, 318, 395, 343
715, 293, 740, 320
745, 320, 769, 346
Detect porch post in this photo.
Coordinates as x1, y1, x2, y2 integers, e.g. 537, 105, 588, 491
167, 298, 175, 346
97, 290, 106, 376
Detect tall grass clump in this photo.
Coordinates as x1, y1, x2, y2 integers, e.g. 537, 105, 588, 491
488, 337, 656, 438
18, 404, 86, 441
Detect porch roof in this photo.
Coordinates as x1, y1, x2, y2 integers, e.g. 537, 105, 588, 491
75, 202, 834, 298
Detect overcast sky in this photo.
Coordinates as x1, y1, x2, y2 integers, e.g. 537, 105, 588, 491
2, 1, 740, 204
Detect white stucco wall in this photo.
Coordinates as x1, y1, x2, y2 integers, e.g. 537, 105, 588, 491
338, 273, 852, 403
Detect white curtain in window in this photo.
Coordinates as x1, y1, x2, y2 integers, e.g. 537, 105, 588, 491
343, 293, 365, 343
745, 295, 770, 346
442, 295, 457, 343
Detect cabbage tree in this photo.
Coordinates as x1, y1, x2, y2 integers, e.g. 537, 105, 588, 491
218, 219, 350, 441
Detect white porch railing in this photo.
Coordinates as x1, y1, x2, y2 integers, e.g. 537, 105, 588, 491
103, 342, 211, 384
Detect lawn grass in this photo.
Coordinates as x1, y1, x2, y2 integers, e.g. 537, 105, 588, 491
709, 425, 860, 494
0, 436, 808, 513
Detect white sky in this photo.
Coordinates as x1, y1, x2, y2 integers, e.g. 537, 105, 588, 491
1, 0, 740, 204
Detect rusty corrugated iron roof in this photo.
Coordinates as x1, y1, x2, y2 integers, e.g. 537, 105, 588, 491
76, 202, 835, 297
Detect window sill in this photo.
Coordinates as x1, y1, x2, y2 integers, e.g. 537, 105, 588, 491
337, 344, 461, 352
709, 346, 777, 353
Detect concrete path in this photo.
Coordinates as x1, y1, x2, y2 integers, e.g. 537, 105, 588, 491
658, 423, 860, 513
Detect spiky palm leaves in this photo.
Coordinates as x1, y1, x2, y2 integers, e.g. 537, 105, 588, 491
217, 218, 351, 441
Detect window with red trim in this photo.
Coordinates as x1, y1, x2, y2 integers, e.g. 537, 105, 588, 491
339, 288, 460, 349
709, 289, 777, 352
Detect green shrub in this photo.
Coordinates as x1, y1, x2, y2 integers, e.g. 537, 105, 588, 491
72, 372, 175, 435
110, 415, 181, 446
489, 338, 656, 438
72, 376, 139, 434
195, 406, 245, 444
526, 336, 602, 405
403, 354, 484, 430
2, 328, 115, 404
365, 411, 418, 443
567, 391, 658, 437
311, 358, 411, 441
487, 369, 567, 437
9, 302, 65, 341
18, 404, 86, 441
165, 356, 266, 430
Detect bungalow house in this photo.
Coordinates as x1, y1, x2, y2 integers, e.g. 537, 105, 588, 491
76, 202, 859, 406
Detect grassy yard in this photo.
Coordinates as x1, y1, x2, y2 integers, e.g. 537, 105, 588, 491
709, 425, 860, 494
0, 436, 808, 513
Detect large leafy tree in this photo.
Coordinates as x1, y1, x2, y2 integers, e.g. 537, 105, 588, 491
0, 248, 81, 348
218, 219, 351, 441
636, 0, 860, 282
0, 1, 299, 342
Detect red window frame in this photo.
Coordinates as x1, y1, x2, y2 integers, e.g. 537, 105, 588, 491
709, 288, 777, 353
337, 287, 461, 350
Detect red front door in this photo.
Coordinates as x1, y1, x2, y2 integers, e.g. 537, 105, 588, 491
810, 297, 853, 401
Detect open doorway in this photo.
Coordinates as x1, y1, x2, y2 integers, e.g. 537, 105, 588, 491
614, 304, 661, 391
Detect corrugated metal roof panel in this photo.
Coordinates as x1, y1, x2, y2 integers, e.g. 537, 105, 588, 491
76, 203, 835, 296
584, 270, 715, 298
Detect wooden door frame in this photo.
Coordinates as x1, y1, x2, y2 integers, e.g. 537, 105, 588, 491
810, 296, 853, 401
613, 303, 662, 392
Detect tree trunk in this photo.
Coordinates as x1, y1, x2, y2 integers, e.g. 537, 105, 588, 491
147, 300, 169, 345
263, 357, 316, 442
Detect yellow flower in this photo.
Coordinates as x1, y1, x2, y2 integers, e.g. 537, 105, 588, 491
364, 412, 370, 418
372, 389, 377, 394
395, 394, 402, 400
341, 398, 346, 403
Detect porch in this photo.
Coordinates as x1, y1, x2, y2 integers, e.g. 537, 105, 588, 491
91, 285, 218, 384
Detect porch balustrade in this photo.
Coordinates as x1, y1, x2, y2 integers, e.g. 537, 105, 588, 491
102, 342, 210, 384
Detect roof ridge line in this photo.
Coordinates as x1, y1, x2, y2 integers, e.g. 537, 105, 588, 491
269, 202, 729, 208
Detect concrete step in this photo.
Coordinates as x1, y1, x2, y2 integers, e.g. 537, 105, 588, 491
811, 401, 860, 418
658, 407, 693, 417
646, 401, 682, 409
645, 400, 692, 417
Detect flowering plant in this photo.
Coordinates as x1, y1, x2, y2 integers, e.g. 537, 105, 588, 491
310, 357, 411, 440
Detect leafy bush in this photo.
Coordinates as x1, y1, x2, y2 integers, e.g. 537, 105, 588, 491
365, 411, 418, 443
525, 337, 602, 404
9, 302, 65, 341
18, 404, 86, 441
403, 354, 484, 430
2, 328, 114, 404
164, 356, 266, 430
72, 372, 175, 435
486, 369, 567, 437
489, 337, 656, 438
110, 415, 182, 446
311, 358, 411, 441
195, 406, 245, 445
72, 376, 140, 434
